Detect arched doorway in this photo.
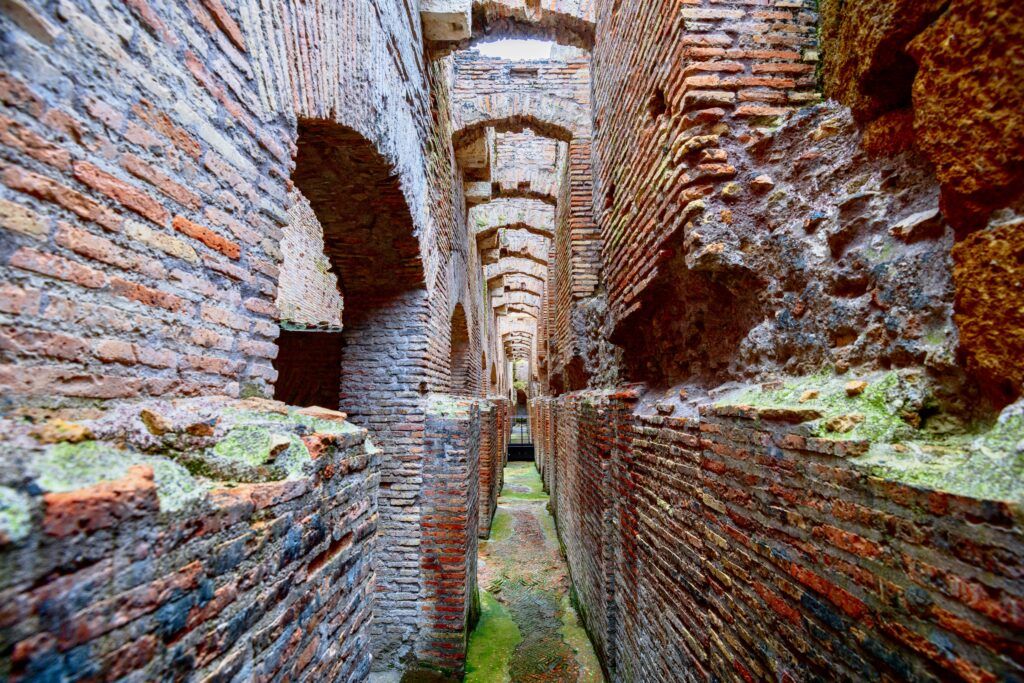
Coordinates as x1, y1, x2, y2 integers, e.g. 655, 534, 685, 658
450, 304, 473, 395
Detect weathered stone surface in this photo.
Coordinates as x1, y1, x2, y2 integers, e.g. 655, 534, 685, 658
819, 0, 1024, 229
953, 216, 1024, 401
818, 0, 947, 122
907, 0, 1024, 227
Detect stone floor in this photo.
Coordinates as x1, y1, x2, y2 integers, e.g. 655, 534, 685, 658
466, 462, 604, 683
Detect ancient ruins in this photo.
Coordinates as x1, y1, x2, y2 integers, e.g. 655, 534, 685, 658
0, 0, 1021, 681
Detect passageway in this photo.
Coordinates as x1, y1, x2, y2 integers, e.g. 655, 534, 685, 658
0, 1, 1021, 682
467, 462, 603, 682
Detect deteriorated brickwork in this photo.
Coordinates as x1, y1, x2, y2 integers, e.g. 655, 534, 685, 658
592, 0, 819, 382
0, 0, 499, 678
1, 0, 1022, 680
535, 392, 1024, 682
0, 398, 376, 682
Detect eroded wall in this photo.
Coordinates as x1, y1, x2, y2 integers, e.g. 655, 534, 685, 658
535, 392, 1023, 682
0, 398, 377, 682
0, 0, 493, 678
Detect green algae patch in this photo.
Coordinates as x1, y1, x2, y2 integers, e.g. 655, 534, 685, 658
855, 404, 1024, 503
465, 591, 522, 683
0, 486, 32, 543
146, 458, 208, 512
212, 426, 285, 468
499, 463, 548, 501
488, 507, 514, 542
717, 370, 920, 443
36, 441, 206, 512
205, 426, 311, 481
559, 595, 604, 683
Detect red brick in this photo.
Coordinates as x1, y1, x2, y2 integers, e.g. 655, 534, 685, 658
0, 115, 72, 170
42, 465, 159, 538
55, 222, 164, 278
109, 276, 187, 312
199, 0, 247, 51
0, 73, 44, 116
201, 304, 249, 332
0, 327, 89, 361
0, 364, 145, 398
121, 153, 201, 210
9, 247, 106, 288
73, 161, 169, 226
244, 297, 277, 318
131, 100, 202, 159
173, 215, 241, 259
186, 354, 242, 376
238, 338, 278, 360
0, 285, 41, 316
1, 165, 121, 231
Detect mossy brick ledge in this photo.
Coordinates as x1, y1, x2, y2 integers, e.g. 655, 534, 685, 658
0, 396, 377, 681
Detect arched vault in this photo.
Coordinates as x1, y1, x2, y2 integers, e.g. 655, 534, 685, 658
452, 93, 590, 145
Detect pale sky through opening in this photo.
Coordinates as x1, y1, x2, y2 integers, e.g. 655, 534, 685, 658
475, 39, 554, 60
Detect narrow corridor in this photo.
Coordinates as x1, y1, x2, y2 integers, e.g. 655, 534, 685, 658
467, 463, 604, 683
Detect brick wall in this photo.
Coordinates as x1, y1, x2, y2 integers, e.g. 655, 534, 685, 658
0, 0, 442, 403
592, 0, 818, 337
477, 398, 510, 539
0, 398, 377, 682
419, 397, 482, 677
549, 138, 602, 388
535, 390, 1024, 682
276, 189, 344, 328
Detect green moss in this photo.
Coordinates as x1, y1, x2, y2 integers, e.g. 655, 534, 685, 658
559, 595, 603, 683
212, 426, 282, 467
36, 441, 206, 512
488, 507, 514, 542
465, 591, 522, 683
239, 382, 268, 399
718, 370, 917, 442
856, 409, 1024, 502
499, 463, 547, 501
207, 425, 311, 480
0, 486, 32, 542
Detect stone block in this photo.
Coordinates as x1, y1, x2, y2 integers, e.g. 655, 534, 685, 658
420, 0, 471, 41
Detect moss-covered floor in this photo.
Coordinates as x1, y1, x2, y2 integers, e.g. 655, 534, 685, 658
466, 462, 604, 683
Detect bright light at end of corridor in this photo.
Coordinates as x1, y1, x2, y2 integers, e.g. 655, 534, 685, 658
474, 39, 555, 61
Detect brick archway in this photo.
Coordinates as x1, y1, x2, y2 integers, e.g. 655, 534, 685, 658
452, 93, 589, 146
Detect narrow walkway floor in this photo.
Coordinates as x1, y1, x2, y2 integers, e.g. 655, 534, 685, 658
466, 463, 604, 682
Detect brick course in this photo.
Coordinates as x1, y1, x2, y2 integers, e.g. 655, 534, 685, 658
534, 391, 1024, 682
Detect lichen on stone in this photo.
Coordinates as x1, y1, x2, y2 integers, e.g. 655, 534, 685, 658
0, 486, 32, 543
718, 370, 922, 442
36, 441, 206, 512
36, 441, 135, 493
856, 400, 1024, 502
199, 425, 311, 481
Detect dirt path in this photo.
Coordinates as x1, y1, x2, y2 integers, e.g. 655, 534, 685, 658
466, 462, 604, 683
